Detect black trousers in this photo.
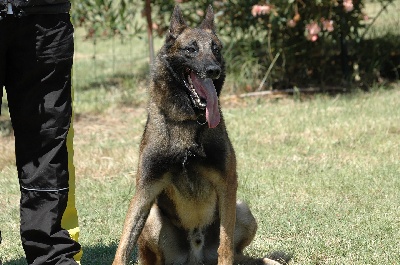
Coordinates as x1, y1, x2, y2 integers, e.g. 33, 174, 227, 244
0, 14, 81, 265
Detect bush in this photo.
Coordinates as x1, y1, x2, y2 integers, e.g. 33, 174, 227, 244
71, 0, 142, 37
72, 0, 399, 91
151, 0, 397, 91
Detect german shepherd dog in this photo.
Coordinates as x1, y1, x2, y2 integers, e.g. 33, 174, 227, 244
113, 5, 287, 265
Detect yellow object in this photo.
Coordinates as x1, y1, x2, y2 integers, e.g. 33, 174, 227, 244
61, 83, 83, 263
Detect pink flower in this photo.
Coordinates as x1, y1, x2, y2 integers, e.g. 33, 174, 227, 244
307, 34, 319, 42
343, 0, 354, 12
321, 18, 334, 32
306, 22, 321, 35
251, 5, 272, 17
306, 21, 321, 42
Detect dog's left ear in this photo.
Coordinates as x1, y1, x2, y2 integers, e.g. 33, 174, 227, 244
199, 5, 215, 32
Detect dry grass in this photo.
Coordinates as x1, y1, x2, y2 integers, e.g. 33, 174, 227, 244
73, 107, 145, 181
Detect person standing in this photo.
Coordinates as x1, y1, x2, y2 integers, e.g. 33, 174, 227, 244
0, 0, 82, 264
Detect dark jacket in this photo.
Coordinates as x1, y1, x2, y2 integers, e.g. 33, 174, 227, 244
0, 0, 70, 16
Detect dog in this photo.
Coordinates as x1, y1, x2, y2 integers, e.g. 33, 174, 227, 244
113, 5, 287, 265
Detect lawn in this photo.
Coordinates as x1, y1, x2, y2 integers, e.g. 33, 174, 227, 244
1, 1, 399, 263
1, 83, 399, 264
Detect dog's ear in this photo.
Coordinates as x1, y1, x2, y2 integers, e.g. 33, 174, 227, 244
199, 5, 215, 32
166, 5, 187, 43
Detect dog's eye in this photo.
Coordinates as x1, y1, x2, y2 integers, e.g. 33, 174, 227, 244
212, 42, 220, 55
186, 47, 197, 53
184, 42, 199, 55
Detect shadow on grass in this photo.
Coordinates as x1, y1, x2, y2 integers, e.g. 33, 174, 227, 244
3, 258, 26, 265
3, 245, 291, 265
80, 242, 120, 265
3, 243, 138, 265
76, 72, 140, 92
75, 59, 151, 93
2, 245, 292, 265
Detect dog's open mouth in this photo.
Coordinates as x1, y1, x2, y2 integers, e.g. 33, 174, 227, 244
184, 71, 220, 128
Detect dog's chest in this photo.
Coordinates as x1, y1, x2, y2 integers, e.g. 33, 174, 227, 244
163, 166, 218, 229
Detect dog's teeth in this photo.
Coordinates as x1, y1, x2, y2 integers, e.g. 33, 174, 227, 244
185, 73, 207, 110
188, 75, 193, 85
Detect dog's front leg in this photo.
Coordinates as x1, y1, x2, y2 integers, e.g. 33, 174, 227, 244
217, 174, 238, 265
113, 176, 168, 265
112, 192, 151, 265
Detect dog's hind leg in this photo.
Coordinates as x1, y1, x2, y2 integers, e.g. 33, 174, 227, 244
233, 201, 286, 265
138, 205, 189, 265
137, 206, 165, 265
234, 201, 257, 254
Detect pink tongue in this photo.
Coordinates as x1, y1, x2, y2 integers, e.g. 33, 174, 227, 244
190, 72, 220, 128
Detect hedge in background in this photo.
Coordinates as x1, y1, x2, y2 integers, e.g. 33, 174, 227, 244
72, 0, 399, 91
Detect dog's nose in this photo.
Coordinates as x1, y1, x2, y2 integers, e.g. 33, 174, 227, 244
205, 65, 221, 79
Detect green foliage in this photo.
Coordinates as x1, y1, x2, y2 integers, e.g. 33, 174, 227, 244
71, 0, 399, 90
151, 0, 398, 89
71, 0, 143, 37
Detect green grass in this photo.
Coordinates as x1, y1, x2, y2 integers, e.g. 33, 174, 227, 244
1, 84, 400, 264
229, 88, 400, 264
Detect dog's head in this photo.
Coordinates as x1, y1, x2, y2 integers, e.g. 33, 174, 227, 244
159, 5, 225, 128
